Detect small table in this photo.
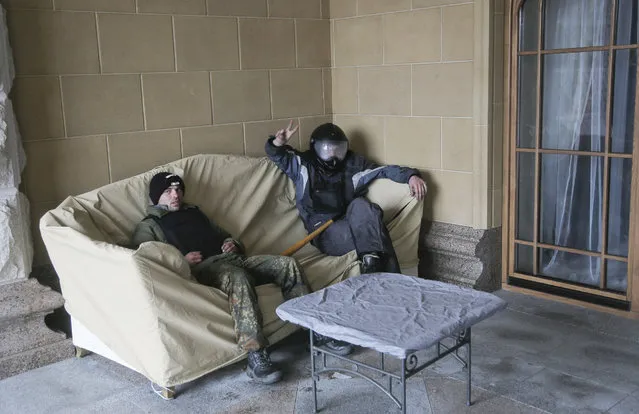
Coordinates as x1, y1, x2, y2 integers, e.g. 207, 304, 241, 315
276, 273, 507, 413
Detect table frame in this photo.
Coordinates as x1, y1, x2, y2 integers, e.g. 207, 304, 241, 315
309, 327, 472, 413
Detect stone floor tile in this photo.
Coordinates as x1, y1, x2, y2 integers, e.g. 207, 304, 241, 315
224, 386, 297, 414
61, 394, 148, 414
607, 394, 639, 414
425, 376, 548, 414
295, 377, 432, 414
0, 357, 134, 414
493, 368, 628, 414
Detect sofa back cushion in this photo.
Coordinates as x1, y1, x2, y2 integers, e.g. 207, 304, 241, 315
61, 155, 307, 255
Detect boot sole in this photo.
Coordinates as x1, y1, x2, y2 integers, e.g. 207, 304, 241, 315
246, 368, 283, 384
323, 345, 354, 357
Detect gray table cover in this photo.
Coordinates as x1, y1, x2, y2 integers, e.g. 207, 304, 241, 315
276, 273, 507, 358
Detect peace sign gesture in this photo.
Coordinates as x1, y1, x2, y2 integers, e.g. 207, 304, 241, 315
273, 120, 299, 147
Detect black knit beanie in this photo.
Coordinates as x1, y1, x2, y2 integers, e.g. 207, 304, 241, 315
149, 172, 185, 205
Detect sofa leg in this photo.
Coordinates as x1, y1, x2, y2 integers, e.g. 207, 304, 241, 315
161, 386, 176, 400
74, 346, 92, 358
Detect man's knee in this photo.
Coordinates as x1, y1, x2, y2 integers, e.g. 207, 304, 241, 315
348, 197, 382, 218
229, 271, 253, 288
219, 267, 254, 293
280, 256, 300, 268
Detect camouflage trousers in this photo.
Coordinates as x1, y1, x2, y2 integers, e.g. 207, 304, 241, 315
192, 254, 309, 352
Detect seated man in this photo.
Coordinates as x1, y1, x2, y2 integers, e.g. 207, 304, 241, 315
132, 172, 351, 384
265, 122, 427, 274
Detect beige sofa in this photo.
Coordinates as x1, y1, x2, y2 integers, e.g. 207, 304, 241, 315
40, 154, 423, 389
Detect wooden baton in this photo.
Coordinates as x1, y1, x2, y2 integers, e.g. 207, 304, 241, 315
280, 219, 334, 256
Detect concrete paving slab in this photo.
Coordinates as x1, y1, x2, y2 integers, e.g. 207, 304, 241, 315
495, 291, 639, 344
0, 357, 134, 414
492, 368, 628, 414
81, 354, 149, 386
295, 377, 432, 414
429, 351, 545, 393
608, 394, 639, 414
121, 376, 237, 414
604, 316, 639, 344
531, 327, 639, 394
120, 345, 304, 414
62, 394, 148, 414
495, 291, 615, 332
224, 386, 298, 414
2, 290, 638, 414
472, 309, 577, 355
425, 376, 549, 414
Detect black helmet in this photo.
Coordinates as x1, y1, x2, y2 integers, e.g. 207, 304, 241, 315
310, 123, 349, 171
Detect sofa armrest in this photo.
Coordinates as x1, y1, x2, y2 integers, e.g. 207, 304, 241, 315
41, 224, 222, 383
133, 241, 195, 282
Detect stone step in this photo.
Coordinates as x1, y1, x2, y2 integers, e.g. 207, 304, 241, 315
0, 339, 73, 380
0, 279, 64, 321
0, 312, 66, 358
0, 278, 71, 379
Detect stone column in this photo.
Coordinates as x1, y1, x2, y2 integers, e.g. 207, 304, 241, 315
0, 5, 72, 380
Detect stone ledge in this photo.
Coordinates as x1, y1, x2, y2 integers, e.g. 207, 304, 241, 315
0, 278, 71, 380
0, 339, 73, 380
420, 222, 501, 292
0, 313, 66, 357
0, 278, 64, 320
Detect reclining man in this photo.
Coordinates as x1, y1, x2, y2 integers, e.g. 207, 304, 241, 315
132, 172, 352, 384
265, 122, 427, 274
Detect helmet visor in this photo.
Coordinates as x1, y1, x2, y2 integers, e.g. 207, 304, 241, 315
313, 141, 348, 162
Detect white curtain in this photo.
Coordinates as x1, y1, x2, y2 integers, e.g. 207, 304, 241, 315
539, 0, 609, 286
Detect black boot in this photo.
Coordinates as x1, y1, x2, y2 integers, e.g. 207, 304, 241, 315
246, 349, 282, 384
312, 333, 354, 356
360, 253, 383, 274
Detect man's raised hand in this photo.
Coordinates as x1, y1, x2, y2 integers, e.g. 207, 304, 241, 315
273, 120, 299, 146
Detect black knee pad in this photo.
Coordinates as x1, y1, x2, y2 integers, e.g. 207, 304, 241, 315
360, 253, 384, 274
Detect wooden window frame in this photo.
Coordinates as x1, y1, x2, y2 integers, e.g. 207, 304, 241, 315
502, 0, 639, 315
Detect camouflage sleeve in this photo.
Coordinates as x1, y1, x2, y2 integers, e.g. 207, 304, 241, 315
131, 219, 163, 248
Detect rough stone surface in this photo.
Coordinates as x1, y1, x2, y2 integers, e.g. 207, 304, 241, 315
0, 190, 33, 283
420, 221, 501, 291
0, 3, 30, 283
0, 279, 71, 380
0, 278, 63, 320
0, 7, 14, 93
0, 96, 23, 189
0, 313, 66, 356
0, 339, 73, 381
0, 2, 59, 383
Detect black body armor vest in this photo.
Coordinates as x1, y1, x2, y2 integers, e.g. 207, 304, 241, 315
149, 208, 226, 259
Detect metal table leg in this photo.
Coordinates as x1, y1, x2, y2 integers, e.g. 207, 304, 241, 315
401, 358, 407, 414
467, 327, 472, 406
310, 330, 318, 413
307, 327, 472, 412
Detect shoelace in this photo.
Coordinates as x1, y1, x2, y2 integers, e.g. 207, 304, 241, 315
250, 350, 272, 369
